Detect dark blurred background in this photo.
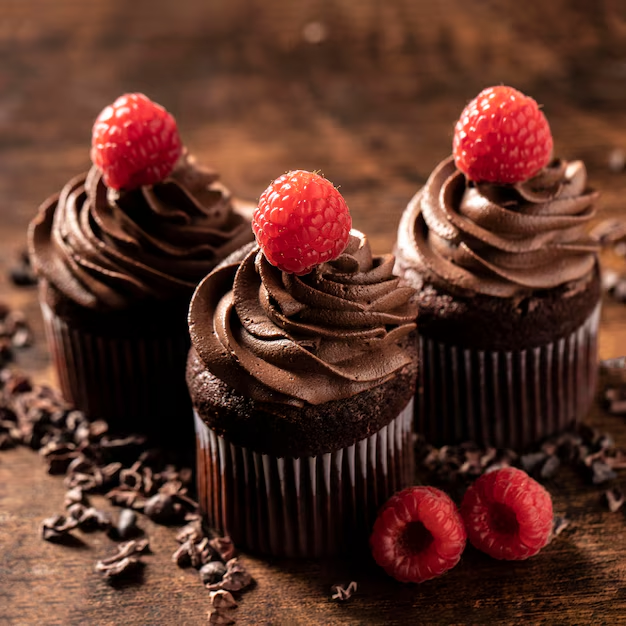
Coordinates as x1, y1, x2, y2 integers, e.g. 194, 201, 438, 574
2, 0, 626, 256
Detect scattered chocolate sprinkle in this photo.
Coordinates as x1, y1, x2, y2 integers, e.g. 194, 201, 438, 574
331, 581, 358, 601
206, 558, 253, 593
605, 487, 625, 513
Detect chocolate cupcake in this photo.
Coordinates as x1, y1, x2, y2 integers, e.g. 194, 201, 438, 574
28, 94, 254, 442
188, 170, 418, 557
394, 86, 601, 450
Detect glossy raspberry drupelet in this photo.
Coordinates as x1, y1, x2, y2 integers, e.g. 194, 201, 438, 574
460, 467, 553, 560
370, 486, 467, 583
453, 85, 553, 184
252, 170, 352, 275
91, 93, 183, 191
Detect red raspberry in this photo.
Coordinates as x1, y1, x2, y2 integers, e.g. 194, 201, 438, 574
252, 171, 352, 275
370, 486, 466, 583
453, 86, 553, 184
91, 93, 183, 191
460, 467, 553, 560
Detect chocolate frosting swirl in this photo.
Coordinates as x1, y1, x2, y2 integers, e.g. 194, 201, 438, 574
29, 154, 254, 310
189, 231, 418, 406
396, 156, 599, 298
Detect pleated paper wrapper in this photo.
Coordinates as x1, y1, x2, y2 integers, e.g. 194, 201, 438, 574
416, 304, 601, 449
195, 398, 414, 558
41, 302, 192, 441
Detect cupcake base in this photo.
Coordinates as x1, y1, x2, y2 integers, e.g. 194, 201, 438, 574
41, 301, 192, 444
416, 304, 601, 449
195, 399, 414, 558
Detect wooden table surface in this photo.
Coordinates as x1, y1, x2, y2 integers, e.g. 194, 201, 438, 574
1, 1, 626, 624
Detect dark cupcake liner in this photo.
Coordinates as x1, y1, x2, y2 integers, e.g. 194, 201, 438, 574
41, 303, 192, 441
416, 303, 601, 449
194, 399, 414, 558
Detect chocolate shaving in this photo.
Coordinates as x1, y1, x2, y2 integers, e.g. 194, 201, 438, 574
41, 514, 79, 542
176, 519, 204, 544
95, 555, 143, 579
205, 558, 253, 592
207, 611, 236, 625
95, 538, 150, 578
200, 561, 227, 586
209, 536, 235, 562
75, 507, 112, 532
172, 537, 211, 569
590, 218, 626, 245
209, 590, 237, 610
552, 516, 571, 537
540, 455, 561, 480
107, 508, 140, 540
207, 590, 238, 624
331, 581, 358, 601
591, 461, 617, 485
144, 493, 185, 524
605, 487, 625, 513
8, 249, 37, 287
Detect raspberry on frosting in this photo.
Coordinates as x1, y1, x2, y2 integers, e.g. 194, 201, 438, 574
452, 86, 553, 184
91, 93, 183, 191
252, 170, 352, 275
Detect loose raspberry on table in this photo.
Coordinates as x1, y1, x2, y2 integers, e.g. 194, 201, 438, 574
252, 170, 352, 275
91, 93, 183, 191
460, 467, 553, 560
370, 486, 466, 583
452, 85, 553, 184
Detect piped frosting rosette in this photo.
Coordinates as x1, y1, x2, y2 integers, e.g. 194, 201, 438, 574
31, 155, 252, 311
189, 231, 417, 407
397, 156, 599, 299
